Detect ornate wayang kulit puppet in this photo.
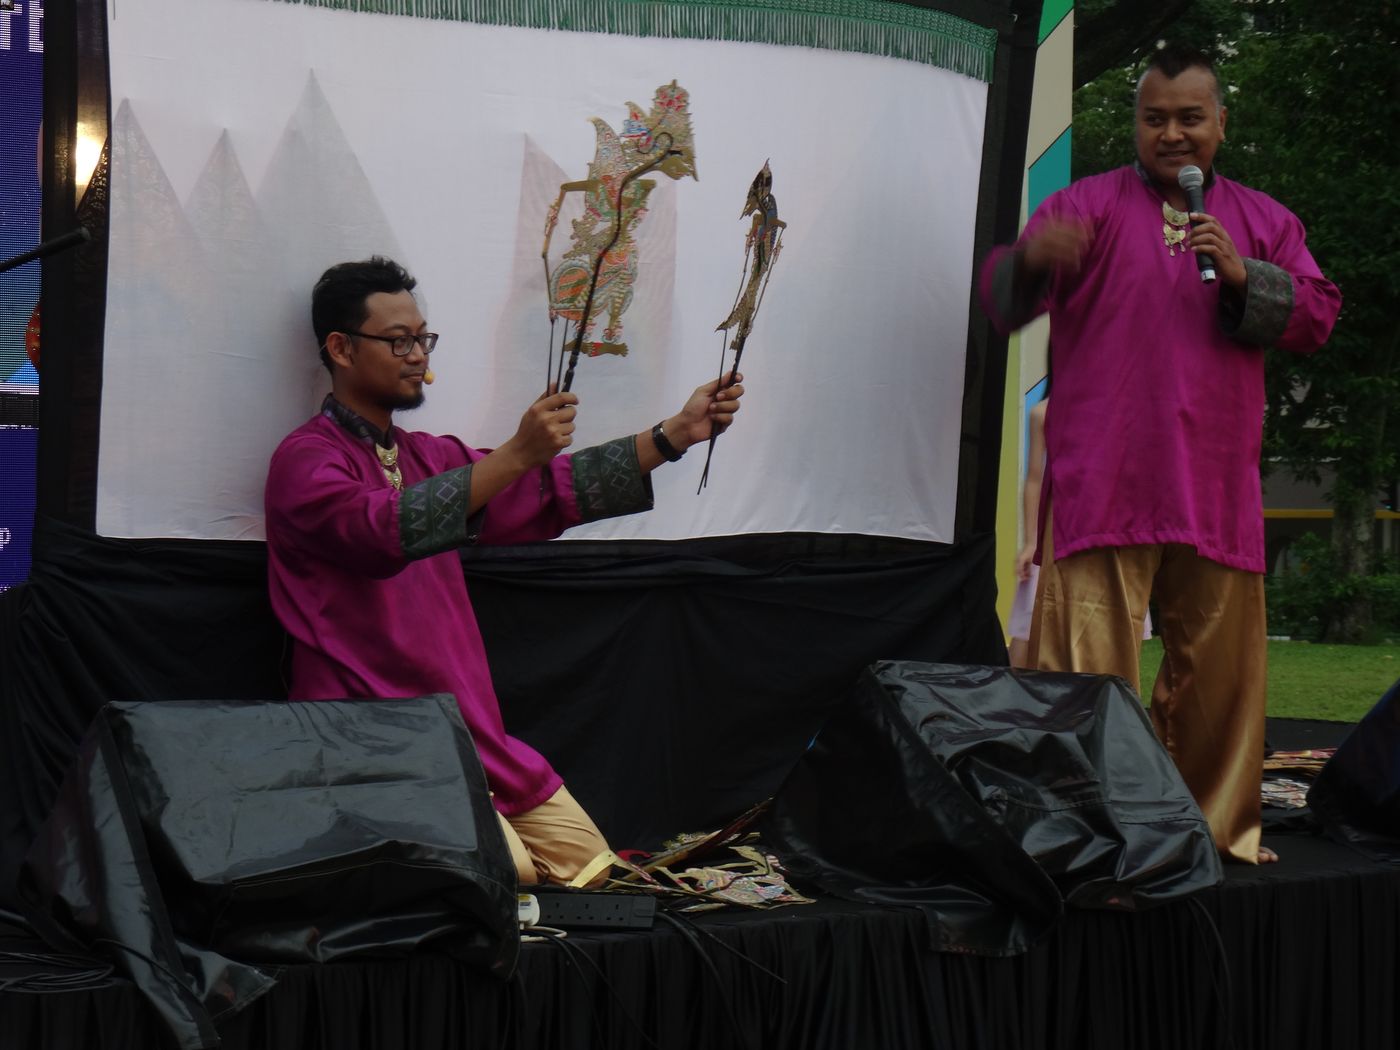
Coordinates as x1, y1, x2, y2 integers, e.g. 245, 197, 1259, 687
541, 80, 698, 393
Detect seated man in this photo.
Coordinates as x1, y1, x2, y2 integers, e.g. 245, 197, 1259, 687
265, 256, 744, 886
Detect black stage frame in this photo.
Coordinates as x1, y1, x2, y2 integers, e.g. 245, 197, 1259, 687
4, 0, 1040, 914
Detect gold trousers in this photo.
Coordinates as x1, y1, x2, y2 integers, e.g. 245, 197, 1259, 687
1029, 519, 1267, 865
498, 785, 612, 886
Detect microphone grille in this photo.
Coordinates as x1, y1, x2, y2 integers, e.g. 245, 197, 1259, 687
1177, 165, 1205, 190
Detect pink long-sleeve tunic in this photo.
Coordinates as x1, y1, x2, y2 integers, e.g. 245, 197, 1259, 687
980, 166, 1341, 573
265, 400, 651, 814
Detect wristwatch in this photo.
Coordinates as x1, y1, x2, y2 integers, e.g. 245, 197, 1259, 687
651, 420, 684, 462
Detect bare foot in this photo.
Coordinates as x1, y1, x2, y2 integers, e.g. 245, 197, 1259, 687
1257, 845, 1279, 864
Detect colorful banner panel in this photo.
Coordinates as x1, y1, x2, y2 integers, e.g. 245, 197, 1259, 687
0, 0, 42, 394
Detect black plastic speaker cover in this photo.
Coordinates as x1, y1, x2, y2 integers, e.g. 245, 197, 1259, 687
1308, 677, 1400, 863
19, 696, 518, 1049
762, 662, 1223, 956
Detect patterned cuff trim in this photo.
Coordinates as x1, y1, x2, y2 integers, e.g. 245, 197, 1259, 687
991, 249, 1048, 330
572, 436, 654, 523
400, 464, 474, 560
1224, 258, 1294, 346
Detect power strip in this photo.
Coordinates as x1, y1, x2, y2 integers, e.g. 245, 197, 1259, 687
532, 890, 656, 930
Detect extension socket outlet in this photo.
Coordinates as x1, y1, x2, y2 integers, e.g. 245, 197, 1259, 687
533, 890, 656, 930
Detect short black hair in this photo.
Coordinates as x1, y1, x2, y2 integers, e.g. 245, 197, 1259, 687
312, 256, 417, 372
1136, 45, 1223, 111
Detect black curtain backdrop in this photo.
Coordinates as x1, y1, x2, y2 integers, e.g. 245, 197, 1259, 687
6, 835, 1399, 1050
0, 523, 1005, 909
468, 532, 1006, 847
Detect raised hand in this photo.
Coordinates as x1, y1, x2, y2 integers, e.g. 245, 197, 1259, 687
508, 385, 579, 468
669, 371, 745, 450
1022, 218, 1094, 277
1187, 212, 1247, 290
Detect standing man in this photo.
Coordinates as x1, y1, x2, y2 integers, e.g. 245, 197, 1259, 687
979, 46, 1341, 864
265, 256, 744, 887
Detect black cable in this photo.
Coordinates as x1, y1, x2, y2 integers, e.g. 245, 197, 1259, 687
545, 931, 662, 1050
0, 947, 116, 994
0, 960, 115, 993
536, 931, 612, 1048
1186, 897, 1238, 1050
659, 906, 786, 985
657, 911, 759, 1050
496, 968, 529, 1050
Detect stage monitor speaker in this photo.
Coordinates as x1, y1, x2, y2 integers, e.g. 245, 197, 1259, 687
1308, 676, 1400, 862
18, 695, 518, 1050
761, 662, 1222, 956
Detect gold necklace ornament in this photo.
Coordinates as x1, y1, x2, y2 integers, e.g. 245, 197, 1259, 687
1161, 200, 1190, 257
375, 442, 403, 491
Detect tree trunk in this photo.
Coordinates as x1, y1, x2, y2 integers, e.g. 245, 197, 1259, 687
1327, 395, 1388, 642
1329, 490, 1373, 643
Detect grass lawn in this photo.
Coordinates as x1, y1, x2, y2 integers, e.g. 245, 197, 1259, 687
1138, 638, 1400, 723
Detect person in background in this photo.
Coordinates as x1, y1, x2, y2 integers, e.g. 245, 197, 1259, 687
1010, 394, 1152, 666
1008, 397, 1048, 668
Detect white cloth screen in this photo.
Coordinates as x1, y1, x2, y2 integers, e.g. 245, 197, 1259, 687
100, 0, 987, 542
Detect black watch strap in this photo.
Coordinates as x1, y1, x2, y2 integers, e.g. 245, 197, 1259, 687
651, 421, 684, 462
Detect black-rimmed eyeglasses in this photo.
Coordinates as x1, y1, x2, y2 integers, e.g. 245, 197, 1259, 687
343, 330, 440, 357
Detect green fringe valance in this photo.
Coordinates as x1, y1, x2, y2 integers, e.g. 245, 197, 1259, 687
265, 0, 998, 82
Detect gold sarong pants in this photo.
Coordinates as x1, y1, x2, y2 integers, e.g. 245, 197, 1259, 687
498, 784, 612, 886
1029, 518, 1266, 865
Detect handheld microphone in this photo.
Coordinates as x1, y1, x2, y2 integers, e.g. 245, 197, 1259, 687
424, 370, 434, 385
1176, 165, 1216, 283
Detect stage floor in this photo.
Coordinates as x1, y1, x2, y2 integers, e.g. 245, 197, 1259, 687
4, 719, 1398, 1050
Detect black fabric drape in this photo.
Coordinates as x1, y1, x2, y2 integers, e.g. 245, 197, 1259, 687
4, 835, 1399, 1050
465, 531, 1007, 850
0, 520, 286, 908
1, 522, 1005, 911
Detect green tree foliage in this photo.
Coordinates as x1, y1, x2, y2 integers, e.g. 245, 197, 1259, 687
1071, 0, 1199, 88
1071, 0, 1400, 640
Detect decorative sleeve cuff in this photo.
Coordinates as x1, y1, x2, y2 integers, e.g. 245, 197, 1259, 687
1221, 258, 1294, 346
399, 464, 484, 560
988, 248, 1050, 331
571, 436, 654, 524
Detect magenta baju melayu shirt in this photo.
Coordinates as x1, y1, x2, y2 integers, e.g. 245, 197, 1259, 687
265, 399, 652, 815
980, 165, 1341, 573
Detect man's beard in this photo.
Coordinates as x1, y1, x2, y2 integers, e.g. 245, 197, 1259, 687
383, 389, 426, 413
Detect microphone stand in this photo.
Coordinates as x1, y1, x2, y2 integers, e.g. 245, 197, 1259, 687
0, 227, 91, 275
